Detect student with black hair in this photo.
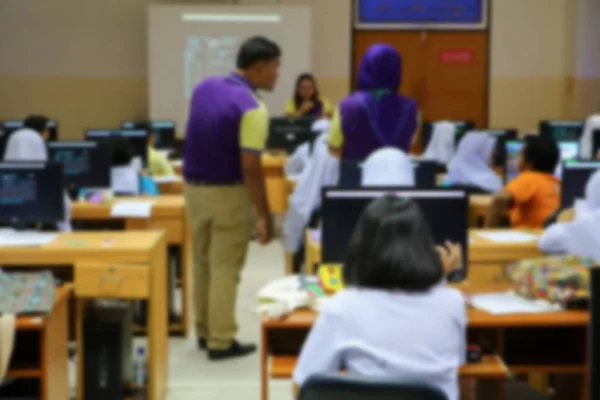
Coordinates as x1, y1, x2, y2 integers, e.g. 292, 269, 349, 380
108, 136, 158, 196
138, 122, 175, 177
292, 196, 466, 400
183, 36, 280, 360
485, 136, 560, 228
3, 115, 50, 160
285, 73, 333, 119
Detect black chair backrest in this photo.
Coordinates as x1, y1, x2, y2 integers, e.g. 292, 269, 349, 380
299, 374, 448, 400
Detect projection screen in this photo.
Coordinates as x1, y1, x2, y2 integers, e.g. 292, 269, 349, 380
148, 5, 312, 137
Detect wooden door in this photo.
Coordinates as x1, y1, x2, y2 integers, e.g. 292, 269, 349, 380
353, 31, 489, 128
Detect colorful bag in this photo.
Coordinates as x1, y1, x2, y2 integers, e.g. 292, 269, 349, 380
0, 271, 56, 314
507, 255, 595, 304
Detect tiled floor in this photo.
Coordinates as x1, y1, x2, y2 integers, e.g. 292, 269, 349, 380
166, 241, 292, 400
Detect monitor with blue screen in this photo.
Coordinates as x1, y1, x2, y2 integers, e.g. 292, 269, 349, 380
0, 162, 65, 227
505, 140, 577, 182
554, 141, 580, 178
321, 188, 469, 281
48, 141, 111, 195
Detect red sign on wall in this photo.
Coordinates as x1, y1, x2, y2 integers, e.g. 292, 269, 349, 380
439, 49, 475, 64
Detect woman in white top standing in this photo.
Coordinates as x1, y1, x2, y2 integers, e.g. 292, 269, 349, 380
3, 115, 72, 231
443, 132, 503, 193
538, 169, 600, 260
293, 196, 468, 400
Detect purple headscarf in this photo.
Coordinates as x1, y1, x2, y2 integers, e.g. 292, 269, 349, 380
339, 44, 418, 160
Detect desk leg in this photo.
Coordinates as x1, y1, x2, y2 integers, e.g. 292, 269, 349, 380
148, 237, 169, 400
261, 325, 269, 400
43, 289, 70, 400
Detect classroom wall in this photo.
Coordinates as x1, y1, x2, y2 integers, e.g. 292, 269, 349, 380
0, 0, 351, 139
0, 0, 596, 138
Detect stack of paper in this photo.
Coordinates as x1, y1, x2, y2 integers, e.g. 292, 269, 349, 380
469, 292, 561, 315
111, 201, 154, 218
0, 230, 58, 247
153, 176, 182, 184
477, 231, 539, 243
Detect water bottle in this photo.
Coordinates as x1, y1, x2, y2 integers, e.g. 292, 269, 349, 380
133, 346, 147, 389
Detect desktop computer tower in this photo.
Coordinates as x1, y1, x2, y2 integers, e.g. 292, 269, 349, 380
83, 300, 133, 400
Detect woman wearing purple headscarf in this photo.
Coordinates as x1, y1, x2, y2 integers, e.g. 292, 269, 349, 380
328, 44, 420, 161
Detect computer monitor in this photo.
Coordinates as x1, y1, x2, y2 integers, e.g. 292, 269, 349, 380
593, 129, 600, 160
121, 120, 176, 150
561, 161, 600, 208
555, 141, 580, 178
85, 129, 148, 168
421, 120, 476, 151
590, 266, 600, 400
48, 141, 111, 193
0, 162, 65, 227
266, 117, 317, 154
504, 140, 524, 183
478, 129, 518, 167
321, 188, 469, 281
338, 159, 439, 189
539, 120, 584, 142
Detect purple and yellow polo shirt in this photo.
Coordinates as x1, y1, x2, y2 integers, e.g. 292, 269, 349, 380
183, 72, 269, 184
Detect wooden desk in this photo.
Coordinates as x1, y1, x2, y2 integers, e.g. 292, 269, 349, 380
261, 284, 588, 400
4, 285, 72, 400
304, 229, 543, 284
155, 178, 183, 195
71, 196, 193, 336
0, 232, 168, 400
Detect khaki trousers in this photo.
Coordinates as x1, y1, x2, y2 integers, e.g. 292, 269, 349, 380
184, 184, 252, 350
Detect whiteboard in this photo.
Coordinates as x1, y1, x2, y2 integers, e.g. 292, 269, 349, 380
148, 5, 312, 137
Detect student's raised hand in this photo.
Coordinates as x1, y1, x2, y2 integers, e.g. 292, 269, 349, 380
436, 241, 463, 276
299, 100, 314, 114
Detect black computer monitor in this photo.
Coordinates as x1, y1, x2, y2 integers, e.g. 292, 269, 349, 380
321, 188, 469, 281
338, 159, 439, 189
593, 129, 600, 160
504, 140, 524, 183
122, 120, 176, 150
267, 117, 317, 154
561, 161, 600, 208
85, 129, 148, 168
0, 162, 65, 227
421, 120, 476, 151
48, 141, 111, 195
539, 120, 584, 142
590, 267, 600, 400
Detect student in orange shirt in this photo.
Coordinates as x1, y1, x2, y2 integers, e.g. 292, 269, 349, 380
485, 136, 560, 228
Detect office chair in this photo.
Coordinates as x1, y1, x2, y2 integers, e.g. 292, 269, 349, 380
298, 374, 448, 400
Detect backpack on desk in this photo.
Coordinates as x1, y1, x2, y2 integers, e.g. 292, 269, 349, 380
507, 255, 595, 306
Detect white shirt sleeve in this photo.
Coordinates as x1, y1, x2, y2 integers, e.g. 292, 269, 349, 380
284, 143, 309, 177
538, 223, 569, 254
292, 307, 343, 387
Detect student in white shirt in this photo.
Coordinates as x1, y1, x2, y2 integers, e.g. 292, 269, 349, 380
284, 119, 332, 179
361, 147, 415, 186
579, 114, 600, 160
421, 121, 456, 165
293, 196, 467, 400
3, 115, 72, 232
538, 169, 600, 260
443, 132, 503, 193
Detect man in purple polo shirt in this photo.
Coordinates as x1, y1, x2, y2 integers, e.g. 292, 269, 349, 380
183, 36, 280, 360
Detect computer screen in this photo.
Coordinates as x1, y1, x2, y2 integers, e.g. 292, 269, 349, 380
48, 141, 111, 188
85, 129, 148, 168
504, 140, 523, 183
593, 129, 600, 160
321, 188, 469, 281
555, 141, 580, 178
561, 161, 600, 208
478, 129, 518, 167
0, 162, 65, 225
539, 120, 584, 142
267, 117, 317, 154
338, 159, 438, 189
421, 120, 476, 151
121, 120, 176, 149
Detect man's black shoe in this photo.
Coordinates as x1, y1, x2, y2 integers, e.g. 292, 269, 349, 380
198, 338, 207, 350
208, 341, 256, 361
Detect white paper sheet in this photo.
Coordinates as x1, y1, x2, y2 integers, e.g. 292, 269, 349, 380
469, 292, 561, 315
0, 231, 58, 247
171, 159, 183, 167
157, 149, 173, 158
477, 231, 539, 243
110, 201, 154, 218
152, 175, 182, 184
